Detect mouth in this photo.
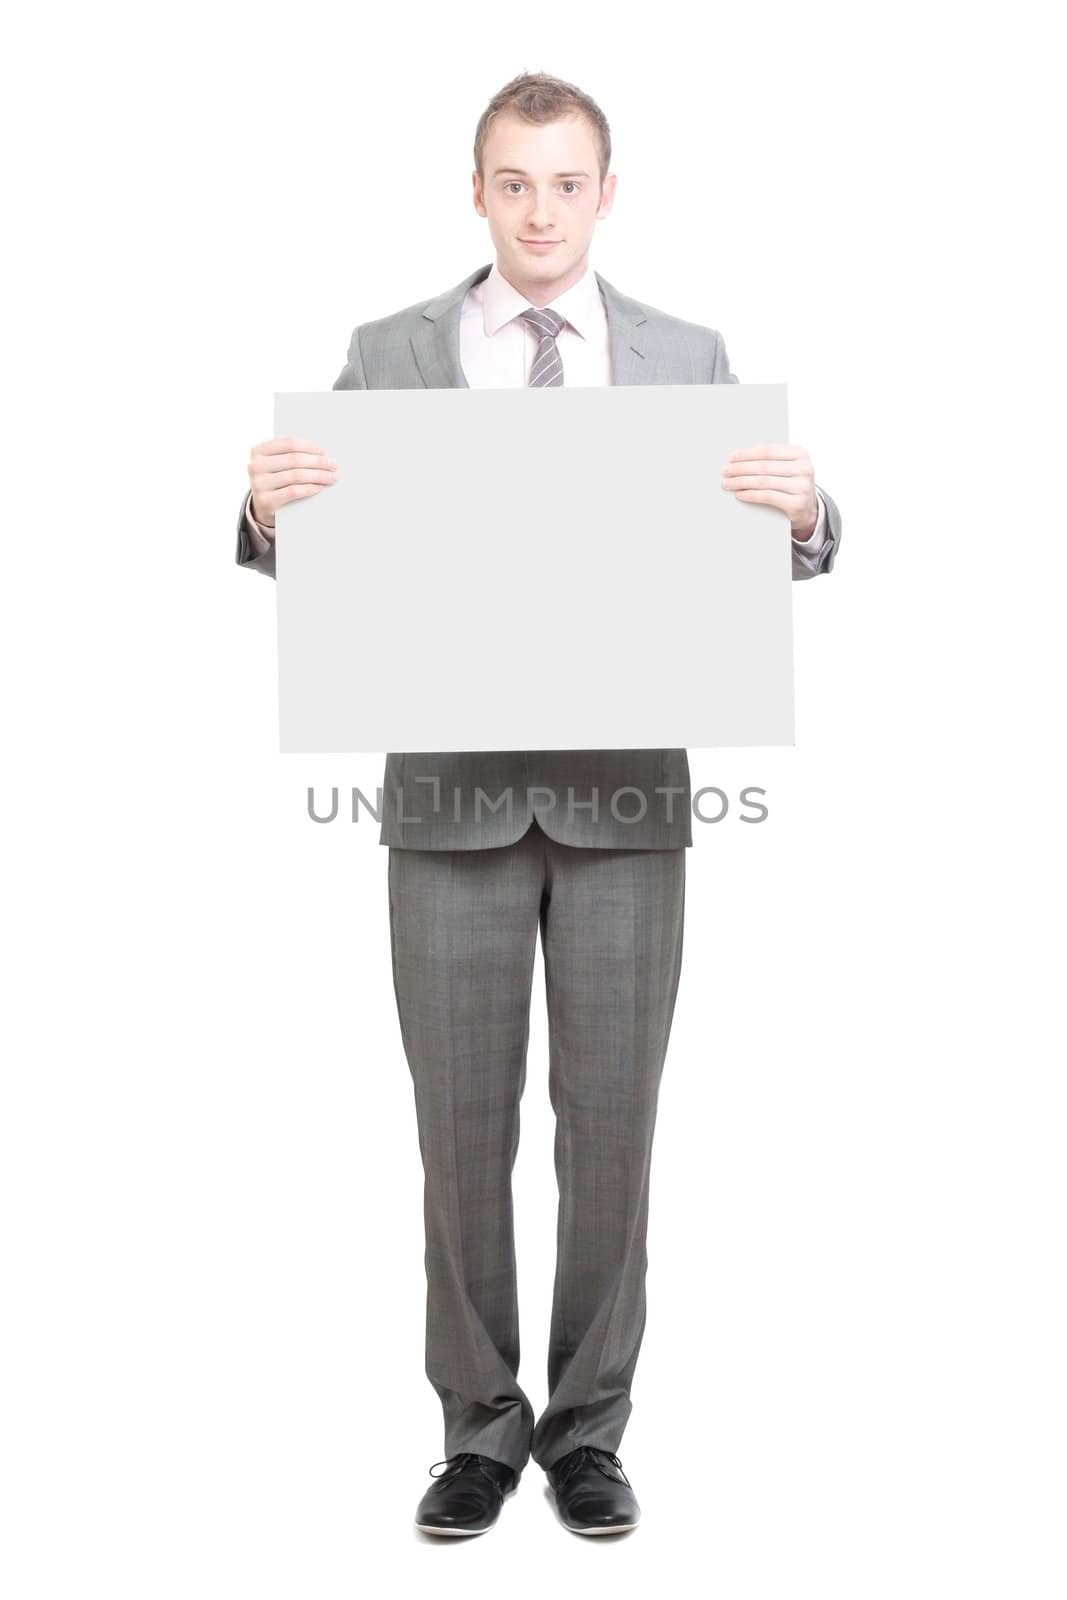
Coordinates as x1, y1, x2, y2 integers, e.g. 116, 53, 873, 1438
520, 239, 562, 250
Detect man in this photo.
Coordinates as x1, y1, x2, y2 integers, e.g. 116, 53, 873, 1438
235, 72, 841, 1537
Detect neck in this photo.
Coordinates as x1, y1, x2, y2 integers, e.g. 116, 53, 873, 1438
497, 252, 591, 307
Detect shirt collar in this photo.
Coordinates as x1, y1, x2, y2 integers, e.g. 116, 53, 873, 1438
480, 259, 602, 340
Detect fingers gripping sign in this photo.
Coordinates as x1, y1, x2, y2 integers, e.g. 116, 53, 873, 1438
720, 442, 819, 540
247, 435, 339, 530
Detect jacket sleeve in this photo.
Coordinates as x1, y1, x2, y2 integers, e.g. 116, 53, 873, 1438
711, 329, 841, 580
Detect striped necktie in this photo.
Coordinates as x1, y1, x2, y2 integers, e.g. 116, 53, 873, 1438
520, 306, 566, 386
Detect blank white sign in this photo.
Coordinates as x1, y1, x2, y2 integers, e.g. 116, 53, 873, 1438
274, 384, 793, 752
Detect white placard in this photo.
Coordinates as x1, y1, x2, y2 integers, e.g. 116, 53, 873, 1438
274, 384, 793, 751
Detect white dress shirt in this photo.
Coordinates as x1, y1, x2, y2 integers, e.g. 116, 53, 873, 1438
244, 260, 827, 553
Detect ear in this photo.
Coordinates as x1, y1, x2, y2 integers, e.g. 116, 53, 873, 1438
597, 172, 618, 220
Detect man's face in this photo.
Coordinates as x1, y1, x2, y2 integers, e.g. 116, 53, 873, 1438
473, 112, 616, 302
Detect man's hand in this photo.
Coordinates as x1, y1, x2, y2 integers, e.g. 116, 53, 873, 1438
720, 443, 819, 539
247, 436, 339, 529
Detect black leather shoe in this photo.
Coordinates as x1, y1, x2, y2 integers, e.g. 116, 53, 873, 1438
546, 1446, 641, 1534
414, 1452, 519, 1536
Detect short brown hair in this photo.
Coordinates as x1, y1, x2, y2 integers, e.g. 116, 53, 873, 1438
474, 72, 612, 189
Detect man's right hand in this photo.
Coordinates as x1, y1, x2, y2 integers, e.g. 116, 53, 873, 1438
247, 436, 339, 529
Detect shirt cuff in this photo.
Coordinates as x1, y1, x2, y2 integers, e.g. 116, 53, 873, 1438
243, 489, 275, 554
790, 489, 827, 553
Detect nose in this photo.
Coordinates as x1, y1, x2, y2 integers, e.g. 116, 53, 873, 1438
526, 189, 555, 230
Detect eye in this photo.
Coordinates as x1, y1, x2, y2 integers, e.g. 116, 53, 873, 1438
502, 180, 581, 195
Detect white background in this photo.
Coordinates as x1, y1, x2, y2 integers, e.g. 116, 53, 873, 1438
2, 2, 1063, 1595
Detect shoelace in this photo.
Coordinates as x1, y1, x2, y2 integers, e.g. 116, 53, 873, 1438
427, 1453, 510, 1498
554, 1446, 632, 1490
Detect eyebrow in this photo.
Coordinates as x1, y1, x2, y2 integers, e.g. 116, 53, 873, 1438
491, 168, 591, 179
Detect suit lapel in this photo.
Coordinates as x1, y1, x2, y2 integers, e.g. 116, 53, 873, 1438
597, 272, 653, 386
411, 263, 656, 388
410, 265, 485, 388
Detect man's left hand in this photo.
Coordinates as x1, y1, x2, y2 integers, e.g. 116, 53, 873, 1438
721, 443, 819, 539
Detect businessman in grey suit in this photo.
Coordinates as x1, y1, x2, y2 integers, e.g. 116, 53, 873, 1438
235, 73, 841, 1537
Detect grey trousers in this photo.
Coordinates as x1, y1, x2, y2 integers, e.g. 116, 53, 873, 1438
387, 816, 686, 1475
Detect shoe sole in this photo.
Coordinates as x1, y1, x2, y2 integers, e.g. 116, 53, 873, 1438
562, 1520, 640, 1535
415, 1523, 489, 1536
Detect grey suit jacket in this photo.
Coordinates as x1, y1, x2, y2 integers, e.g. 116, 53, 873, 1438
236, 262, 842, 852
